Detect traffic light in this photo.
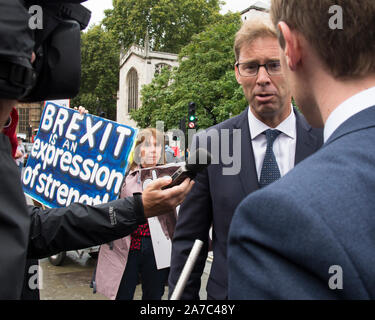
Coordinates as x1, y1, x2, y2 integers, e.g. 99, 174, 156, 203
188, 102, 197, 129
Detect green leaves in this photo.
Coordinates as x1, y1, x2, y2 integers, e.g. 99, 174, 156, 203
74, 3, 248, 129
104, 0, 221, 53
132, 13, 246, 130
72, 25, 120, 119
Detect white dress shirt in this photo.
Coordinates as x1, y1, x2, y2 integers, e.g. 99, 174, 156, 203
248, 105, 297, 180
324, 86, 375, 143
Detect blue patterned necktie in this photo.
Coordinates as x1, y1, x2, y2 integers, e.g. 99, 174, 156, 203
259, 129, 282, 188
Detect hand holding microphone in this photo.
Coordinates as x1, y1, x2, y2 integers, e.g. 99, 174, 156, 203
162, 148, 212, 189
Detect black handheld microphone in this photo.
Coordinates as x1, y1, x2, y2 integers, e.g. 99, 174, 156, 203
162, 148, 212, 189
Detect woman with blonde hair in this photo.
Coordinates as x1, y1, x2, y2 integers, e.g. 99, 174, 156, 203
95, 128, 176, 300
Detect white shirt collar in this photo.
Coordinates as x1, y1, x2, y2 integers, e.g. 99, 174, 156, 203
324, 86, 375, 142
248, 105, 296, 140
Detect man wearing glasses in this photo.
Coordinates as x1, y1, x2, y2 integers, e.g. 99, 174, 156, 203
169, 17, 323, 300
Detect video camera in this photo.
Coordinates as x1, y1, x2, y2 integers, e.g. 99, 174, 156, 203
0, 0, 91, 102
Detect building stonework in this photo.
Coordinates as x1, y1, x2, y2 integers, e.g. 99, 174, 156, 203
16, 102, 43, 141
241, 1, 270, 21
116, 44, 179, 128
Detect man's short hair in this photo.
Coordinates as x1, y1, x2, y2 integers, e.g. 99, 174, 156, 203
271, 0, 375, 78
234, 16, 277, 62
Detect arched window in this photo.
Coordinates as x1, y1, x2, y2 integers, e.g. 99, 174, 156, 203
155, 63, 171, 76
127, 68, 138, 112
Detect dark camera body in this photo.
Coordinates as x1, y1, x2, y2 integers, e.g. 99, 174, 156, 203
23, 1, 91, 102
23, 19, 82, 102
0, 0, 91, 102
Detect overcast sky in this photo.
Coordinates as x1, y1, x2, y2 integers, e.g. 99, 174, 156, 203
82, 0, 270, 28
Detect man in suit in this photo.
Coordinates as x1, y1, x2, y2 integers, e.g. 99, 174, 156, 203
168, 17, 323, 300
228, 0, 375, 299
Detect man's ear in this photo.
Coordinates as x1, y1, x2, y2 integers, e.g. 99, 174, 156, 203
278, 22, 301, 71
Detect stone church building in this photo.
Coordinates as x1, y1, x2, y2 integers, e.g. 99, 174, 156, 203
116, 42, 179, 128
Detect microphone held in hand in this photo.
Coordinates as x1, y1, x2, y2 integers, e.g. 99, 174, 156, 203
162, 148, 212, 189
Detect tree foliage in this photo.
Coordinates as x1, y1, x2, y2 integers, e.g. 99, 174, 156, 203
72, 25, 120, 120
130, 13, 247, 130
103, 0, 222, 53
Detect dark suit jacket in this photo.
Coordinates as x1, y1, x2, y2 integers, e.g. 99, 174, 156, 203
228, 106, 375, 299
169, 107, 323, 300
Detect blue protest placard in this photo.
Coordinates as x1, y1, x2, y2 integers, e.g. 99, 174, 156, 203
22, 102, 138, 208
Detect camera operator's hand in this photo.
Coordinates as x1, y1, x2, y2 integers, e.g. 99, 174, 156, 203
142, 177, 194, 218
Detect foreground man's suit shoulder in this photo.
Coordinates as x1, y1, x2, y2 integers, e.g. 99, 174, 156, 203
228, 106, 375, 300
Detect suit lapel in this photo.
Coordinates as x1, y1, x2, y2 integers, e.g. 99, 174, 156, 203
294, 109, 321, 165
234, 109, 260, 196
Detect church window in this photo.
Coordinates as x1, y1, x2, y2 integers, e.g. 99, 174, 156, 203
127, 68, 139, 111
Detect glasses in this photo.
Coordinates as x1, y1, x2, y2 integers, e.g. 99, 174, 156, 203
236, 60, 282, 77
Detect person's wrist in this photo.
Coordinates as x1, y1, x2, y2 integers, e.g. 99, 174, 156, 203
133, 192, 146, 223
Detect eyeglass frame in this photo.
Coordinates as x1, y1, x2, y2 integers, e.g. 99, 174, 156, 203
235, 60, 282, 77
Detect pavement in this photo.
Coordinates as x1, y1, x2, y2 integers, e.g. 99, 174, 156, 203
38, 252, 212, 300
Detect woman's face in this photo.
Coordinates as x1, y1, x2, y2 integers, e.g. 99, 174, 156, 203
140, 135, 162, 168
